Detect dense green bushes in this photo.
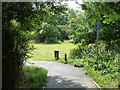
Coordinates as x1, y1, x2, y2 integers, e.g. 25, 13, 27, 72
69, 40, 119, 71
2, 2, 68, 88
2, 19, 34, 88
32, 6, 69, 43
68, 40, 119, 88
39, 24, 60, 43
2, 3, 35, 88
66, 2, 120, 88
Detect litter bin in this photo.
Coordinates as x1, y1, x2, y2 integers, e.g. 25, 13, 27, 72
54, 50, 59, 59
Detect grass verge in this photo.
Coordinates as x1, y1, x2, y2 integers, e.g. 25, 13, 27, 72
17, 65, 48, 88
83, 65, 118, 88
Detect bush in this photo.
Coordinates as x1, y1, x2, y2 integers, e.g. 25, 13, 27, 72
68, 40, 119, 88
45, 37, 59, 44
38, 24, 61, 43
2, 20, 34, 88
70, 41, 118, 71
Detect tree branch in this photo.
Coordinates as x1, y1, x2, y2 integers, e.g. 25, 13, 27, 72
75, 0, 82, 6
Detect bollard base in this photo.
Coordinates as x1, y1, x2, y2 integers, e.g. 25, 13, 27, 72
55, 58, 59, 60
64, 61, 67, 64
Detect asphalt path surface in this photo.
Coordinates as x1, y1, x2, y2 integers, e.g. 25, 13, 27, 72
25, 61, 100, 89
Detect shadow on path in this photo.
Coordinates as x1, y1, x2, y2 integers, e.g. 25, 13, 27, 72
46, 75, 87, 88
26, 61, 100, 89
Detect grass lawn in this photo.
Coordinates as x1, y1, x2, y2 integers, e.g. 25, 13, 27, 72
28, 41, 76, 61
17, 65, 48, 88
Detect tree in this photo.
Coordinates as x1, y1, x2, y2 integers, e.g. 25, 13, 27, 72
67, 2, 120, 45
2, 2, 67, 88
2, 2, 35, 88
40, 24, 60, 43
81, 2, 120, 45
33, 3, 68, 43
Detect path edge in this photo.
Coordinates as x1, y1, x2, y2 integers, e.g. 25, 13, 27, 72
89, 76, 101, 89
43, 70, 50, 89
26, 61, 101, 89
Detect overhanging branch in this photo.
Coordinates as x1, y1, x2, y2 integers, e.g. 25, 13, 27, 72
75, 0, 82, 6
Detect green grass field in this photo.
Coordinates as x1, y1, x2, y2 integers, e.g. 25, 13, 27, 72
29, 41, 76, 61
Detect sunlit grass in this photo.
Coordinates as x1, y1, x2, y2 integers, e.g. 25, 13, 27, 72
17, 65, 48, 88
28, 41, 76, 61
83, 65, 118, 88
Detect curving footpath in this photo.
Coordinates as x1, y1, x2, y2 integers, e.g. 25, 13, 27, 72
25, 61, 101, 89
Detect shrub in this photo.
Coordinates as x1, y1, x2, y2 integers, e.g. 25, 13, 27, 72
68, 40, 119, 88
2, 20, 34, 88
45, 37, 59, 44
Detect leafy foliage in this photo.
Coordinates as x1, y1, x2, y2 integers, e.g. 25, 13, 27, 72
67, 2, 120, 45
31, 2, 68, 43
2, 2, 35, 88
67, 2, 120, 88
2, 2, 67, 88
68, 41, 119, 88
40, 24, 60, 43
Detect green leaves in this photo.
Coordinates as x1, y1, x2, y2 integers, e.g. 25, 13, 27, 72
2, 2, 68, 88
40, 24, 60, 43
68, 2, 120, 45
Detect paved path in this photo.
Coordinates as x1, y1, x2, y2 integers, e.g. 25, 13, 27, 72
25, 61, 99, 89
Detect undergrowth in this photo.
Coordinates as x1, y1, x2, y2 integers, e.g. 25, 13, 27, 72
16, 65, 48, 88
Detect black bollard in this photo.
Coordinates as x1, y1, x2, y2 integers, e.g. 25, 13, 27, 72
65, 53, 67, 63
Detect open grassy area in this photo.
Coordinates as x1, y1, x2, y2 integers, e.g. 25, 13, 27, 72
29, 41, 76, 61
27, 41, 118, 88
17, 65, 48, 88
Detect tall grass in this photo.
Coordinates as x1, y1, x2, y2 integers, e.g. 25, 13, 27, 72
17, 65, 48, 88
